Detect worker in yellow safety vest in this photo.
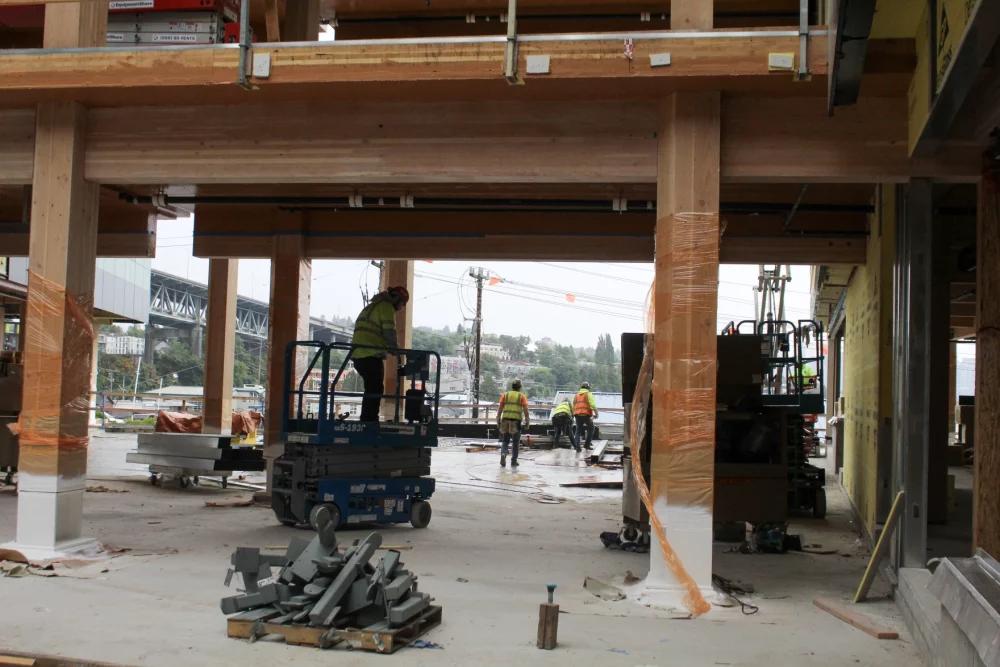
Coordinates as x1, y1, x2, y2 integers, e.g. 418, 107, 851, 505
351, 286, 410, 422
497, 378, 530, 468
789, 362, 818, 393
551, 399, 573, 448
572, 382, 599, 451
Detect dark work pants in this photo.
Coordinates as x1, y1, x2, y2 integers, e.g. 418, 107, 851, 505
574, 415, 594, 448
500, 420, 522, 461
353, 356, 384, 422
552, 414, 572, 446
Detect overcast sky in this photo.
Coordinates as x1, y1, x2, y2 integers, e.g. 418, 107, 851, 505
153, 216, 818, 349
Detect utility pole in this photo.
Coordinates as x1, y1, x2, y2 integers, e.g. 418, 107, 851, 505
469, 267, 488, 419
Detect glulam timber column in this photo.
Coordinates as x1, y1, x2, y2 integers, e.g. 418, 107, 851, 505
282, 0, 319, 41
8, 101, 101, 558
974, 150, 1000, 557
379, 260, 414, 420
202, 259, 238, 434
648, 92, 721, 609
6, 0, 107, 558
263, 235, 311, 496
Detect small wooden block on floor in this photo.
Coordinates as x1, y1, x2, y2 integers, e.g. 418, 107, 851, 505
813, 598, 899, 640
537, 603, 559, 649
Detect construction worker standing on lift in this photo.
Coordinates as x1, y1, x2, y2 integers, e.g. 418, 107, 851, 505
497, 378, 530, 467
572, 381, 599, 451
350, 286, 410, 422
551, 398, 573, 447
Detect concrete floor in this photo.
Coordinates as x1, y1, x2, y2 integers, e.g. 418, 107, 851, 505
0, 433, 922, 666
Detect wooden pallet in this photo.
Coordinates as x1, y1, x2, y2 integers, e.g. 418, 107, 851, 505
227, 605, 442, 654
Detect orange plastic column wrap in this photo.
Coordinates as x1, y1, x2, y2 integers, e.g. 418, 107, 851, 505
18, 271, 95, 478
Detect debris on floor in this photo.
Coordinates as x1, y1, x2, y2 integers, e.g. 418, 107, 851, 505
727, 524, 803, 555
599, 531, 650, 554
624, 570, 641, 585
712, 575, 759, 615
559, 475, 622, 489
1, 561, 27, 577
222, 506, 441, 653
86, 485, 130, 493
584, 577, 626, 601
204, 498, 254, 508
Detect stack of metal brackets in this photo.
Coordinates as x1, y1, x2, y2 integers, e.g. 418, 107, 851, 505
126, 432, 265, 485
221, 508, 432, 631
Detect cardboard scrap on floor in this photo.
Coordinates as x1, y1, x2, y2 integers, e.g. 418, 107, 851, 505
559, 476, 623, 489
584, 577, 626, 601
813, 598, 899, 639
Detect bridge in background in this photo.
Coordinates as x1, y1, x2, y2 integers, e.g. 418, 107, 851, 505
149, 270, 352, 345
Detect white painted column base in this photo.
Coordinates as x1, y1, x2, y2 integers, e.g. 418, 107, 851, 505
3, 487, 103, 564
636, 500, 716, 613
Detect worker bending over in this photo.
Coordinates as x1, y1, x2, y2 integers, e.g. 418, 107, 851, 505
551, 399, 573, 447
350, 286, 410, 422
573, 381, 599, 451
497, 378, 530, 467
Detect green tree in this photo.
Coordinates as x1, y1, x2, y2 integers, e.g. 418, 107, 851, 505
480, 355, 500, 375
412, 329, 458, 358
527, 367, 555, 399
124, 323, 145, 338
97, 354, 134, 393
234, 337, 266, 387
497, 334, 530, 360
154, 340, 203, 387
480, 371, 502, 401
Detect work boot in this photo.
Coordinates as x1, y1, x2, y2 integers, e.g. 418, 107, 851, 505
500, 454, 507, 467
511, 458, 519, 467
574, 445, 581, 453
585, 444, 593, 450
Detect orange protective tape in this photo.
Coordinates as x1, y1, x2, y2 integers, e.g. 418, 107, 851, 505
17, 271, 94, 467
629, 211, 720, 616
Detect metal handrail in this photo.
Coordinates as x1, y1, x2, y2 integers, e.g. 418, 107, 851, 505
283, 341, 442, 432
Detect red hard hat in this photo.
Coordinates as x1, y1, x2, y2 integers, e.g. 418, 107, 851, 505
389, 285, 410, 303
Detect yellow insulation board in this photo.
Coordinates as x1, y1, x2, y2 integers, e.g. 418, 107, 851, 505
841, 186, 895, 536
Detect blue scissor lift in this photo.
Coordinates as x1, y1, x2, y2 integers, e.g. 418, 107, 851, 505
271, 341, 441, 531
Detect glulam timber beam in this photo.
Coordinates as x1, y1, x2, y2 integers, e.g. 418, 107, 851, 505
191, 207, 867, 264
0, 30, 828, 94
73, 98, 977, 185
2, 212, 156, 257
319, 0, 799, 18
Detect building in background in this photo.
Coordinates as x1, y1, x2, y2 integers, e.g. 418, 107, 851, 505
100, 334, 146, 356
454, 342, 509, 361
7, 257, 151, 325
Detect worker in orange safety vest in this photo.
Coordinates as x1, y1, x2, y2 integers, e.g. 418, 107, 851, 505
572, 381, 599, 451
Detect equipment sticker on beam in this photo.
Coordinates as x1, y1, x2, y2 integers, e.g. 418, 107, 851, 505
110, 0, 155, 9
